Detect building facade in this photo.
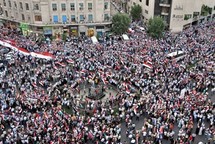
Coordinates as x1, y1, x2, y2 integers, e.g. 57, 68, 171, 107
126, 0, 215, 32
0, 0, 111, 37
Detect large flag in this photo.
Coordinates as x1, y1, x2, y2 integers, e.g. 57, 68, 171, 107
18, 47, 30, 55
31, 52, 55, 60
143, 61, 153, 69
55, 61, 66, 67
66, 59, 74, 64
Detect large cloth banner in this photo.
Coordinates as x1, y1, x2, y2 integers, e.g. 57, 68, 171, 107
0, 40, 55, 60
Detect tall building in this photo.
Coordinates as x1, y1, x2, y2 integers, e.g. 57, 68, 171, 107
127, 0, 215, 32
0, 0, 111, 37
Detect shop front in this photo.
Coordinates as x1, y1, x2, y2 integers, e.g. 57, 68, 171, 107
52, 27, 62, 39
79, 26, 86, 36
63, 27, 69, 35
87, 26, 95, 37
70, 26, 78, 36
43, 26, 52, 37
20, 23, 30, 36
96, 26, 105, 37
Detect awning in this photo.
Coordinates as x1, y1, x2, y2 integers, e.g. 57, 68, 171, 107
43, 27, 52, 35
91, 36, 98, 44
122, 34, 129, 40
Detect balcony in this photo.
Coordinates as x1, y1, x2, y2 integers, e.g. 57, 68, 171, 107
0, 15, 112, 26
161, 11, 169, 15
159, 0, 171, 7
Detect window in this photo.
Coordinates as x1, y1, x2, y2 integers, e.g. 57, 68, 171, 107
25, 3, 29, 10
22, 14, 25, 20
15, 12, 18, 18
35, 15, 42, 21
20, 2, 23, 9
53, 15, 58, 22
193, 12, 199, 18
80, 15, 84, 21
61, 3, 66, 11
79, 3, 83, 10
88, 14, 93, 21
145, 10, 148, 14
52, 3, 57, 11
14, 2, 17, 9
62, 15, 67, 23
70, 3, 75, 11
184, 14, 192, 20
27, 15, 31, 21
3, 0, 6, 6
8, 0, 11, 7
5, 10, 8, 17
146, 0, 149, 6
33, 4, 39, 10
104, 2, 108, 10
104, 14, 109, 21
71, 15, 75, 22
88, 3, 92, 10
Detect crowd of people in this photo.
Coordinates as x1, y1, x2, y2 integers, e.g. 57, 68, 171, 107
0, 20, 214, 144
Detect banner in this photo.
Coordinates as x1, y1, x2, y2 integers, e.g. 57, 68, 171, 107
0, 40, 55, 59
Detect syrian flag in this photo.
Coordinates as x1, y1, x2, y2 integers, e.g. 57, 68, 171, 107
98, 69, 103, 74
55, 61, 66, 67
80, 69, 87, 74
126, 86, 130, 94
143, 62, 153, 69
32, 82, 37, 88
88, 74, 94, 80
3, 39, 16, 45
101, 75, 108, 85
88, 118, 91, 124
53, 64, 58, 70
18, 47, 31, 55
39, 81, 44, 86
128, 28, 134, 33
67, 59, 74, 64
147, 58, 153, 64
106, 72, 112, 77
31, 52, 55, 60
123, 82, 130, 94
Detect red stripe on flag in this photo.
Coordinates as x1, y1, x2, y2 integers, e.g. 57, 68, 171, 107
67, 59, 74, 64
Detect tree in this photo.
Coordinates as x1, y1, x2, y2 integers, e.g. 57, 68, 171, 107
130, 4, 142, 21
111, 13, 131, 35
147, 16, 165, 39
201, 5, 212, 16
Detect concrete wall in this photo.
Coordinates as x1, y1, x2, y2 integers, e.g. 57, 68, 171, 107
0, 0, 111, 24
170, 0, 215, 32
127, 0, 155, 22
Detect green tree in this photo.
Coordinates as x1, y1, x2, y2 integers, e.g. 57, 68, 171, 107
130, 4, 142, 21
147, 16, 165, 39
111, 13, 131, 35
201, 5, 212, 16
62, 33, 67, 41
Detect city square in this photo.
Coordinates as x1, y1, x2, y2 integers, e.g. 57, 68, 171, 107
0, 0, 215, 144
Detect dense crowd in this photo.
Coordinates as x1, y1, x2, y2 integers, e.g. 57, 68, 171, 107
0, 21, 214, 144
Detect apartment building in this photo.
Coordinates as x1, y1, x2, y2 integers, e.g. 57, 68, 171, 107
127, 0, 215, 32
0, 0, 111, 37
